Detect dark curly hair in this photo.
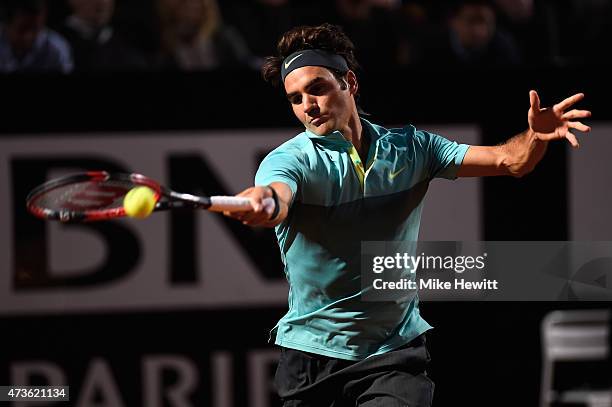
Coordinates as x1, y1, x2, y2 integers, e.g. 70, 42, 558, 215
262, 23, 361, 89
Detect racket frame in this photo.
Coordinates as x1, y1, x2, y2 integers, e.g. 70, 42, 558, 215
26, 171, 213, 222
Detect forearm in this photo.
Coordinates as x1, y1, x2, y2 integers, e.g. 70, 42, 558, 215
458, 129, 548, 178
498, 129, 548, 177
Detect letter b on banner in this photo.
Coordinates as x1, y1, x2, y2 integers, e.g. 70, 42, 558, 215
12, 157, 139, 290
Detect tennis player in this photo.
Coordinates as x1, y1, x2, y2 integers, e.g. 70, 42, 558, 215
224, 23, 591, 406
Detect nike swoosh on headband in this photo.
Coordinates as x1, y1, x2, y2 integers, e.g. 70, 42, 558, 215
284, 53, 304, 69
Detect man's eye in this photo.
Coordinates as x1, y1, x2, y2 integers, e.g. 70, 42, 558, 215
311, 85, 329, 95
290, 96, 301, 105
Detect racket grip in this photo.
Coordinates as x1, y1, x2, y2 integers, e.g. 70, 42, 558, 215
209, 196, 276, 217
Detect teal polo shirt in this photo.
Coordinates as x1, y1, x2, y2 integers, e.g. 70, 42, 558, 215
255, 118, 469, 361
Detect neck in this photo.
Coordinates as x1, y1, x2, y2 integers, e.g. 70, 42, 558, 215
340, 109, 367, 156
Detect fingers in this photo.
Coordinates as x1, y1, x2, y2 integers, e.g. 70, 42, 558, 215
553, 93, 584, 113
248, 196, 263, 213
222, 186, 272, 226
565, 131, 580, 148
568, 121, 591, 132
238, 209, 270, 226
235, 187, 265, 213
224, 208, 269, 225
529, 90, 540, 112
562, 109, 591, 120
223, 209, 247, 220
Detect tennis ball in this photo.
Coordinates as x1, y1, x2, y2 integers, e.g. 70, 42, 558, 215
123, 186, 156, 218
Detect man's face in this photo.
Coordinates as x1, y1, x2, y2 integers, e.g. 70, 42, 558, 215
451, 4, 496, 51
70, 0, 114, 27
284, 66, 354, 136
6, 12, 45, 57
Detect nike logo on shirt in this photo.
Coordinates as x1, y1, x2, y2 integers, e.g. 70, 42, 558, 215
389, 166, 406, 180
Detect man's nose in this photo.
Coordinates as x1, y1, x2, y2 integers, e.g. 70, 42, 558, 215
302, 96, 318, 116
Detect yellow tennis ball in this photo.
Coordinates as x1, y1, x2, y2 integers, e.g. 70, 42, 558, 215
123, 186, 156, 219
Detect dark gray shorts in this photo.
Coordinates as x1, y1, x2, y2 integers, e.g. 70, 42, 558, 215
274, 334, 434, 407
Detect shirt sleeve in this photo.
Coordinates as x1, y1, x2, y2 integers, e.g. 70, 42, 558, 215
255, 148, 303, 197
417, 130, 470, 180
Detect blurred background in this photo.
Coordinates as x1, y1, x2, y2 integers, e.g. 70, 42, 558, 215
1, 0, 611, 406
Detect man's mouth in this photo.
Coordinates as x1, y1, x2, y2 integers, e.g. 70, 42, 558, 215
310, 116, 327, 126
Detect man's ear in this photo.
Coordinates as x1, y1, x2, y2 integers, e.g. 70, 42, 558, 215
346, 70, 358, 95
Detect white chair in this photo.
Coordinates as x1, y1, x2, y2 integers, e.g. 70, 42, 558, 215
541, 309, 611, 407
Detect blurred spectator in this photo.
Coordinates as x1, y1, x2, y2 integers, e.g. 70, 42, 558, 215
57, 0, 148, 71
415, 0, 521, 67
323, 0, 405, 71
222, 0, 295, 60
494, 0, 533, 22
543, 0, 612, 66
156, 0, 256, 71
0, 0, 72, 73
395, 1, 431, 65
493, 0, 557, 66
589, 1, 612, 65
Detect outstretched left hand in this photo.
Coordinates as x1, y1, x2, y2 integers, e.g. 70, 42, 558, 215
528, 90, 592, 148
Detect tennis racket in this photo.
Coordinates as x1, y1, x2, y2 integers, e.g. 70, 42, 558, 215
26, 171, 275, 222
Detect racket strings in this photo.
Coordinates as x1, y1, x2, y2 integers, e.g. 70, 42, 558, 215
33, 180, 135, 211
